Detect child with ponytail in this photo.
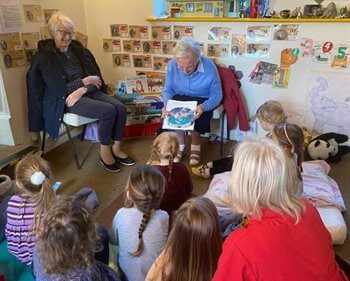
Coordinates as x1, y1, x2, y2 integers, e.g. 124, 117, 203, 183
5, 154, 55, 265
149, 132, 193, 215
110, 165, 169, 281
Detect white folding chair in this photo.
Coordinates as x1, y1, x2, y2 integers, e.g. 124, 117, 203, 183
41, 113, 98, 169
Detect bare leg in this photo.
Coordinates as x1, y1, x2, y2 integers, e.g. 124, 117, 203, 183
100, 145, 115, 165
111, 141, 127, 159
176, 131, 185, 145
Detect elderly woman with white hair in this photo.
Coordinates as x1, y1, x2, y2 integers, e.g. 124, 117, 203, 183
213, 138, 348, 281
162, 37, 222, 166
27, 12, 134, 172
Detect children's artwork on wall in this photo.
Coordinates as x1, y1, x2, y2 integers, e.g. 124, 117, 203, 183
272, 68, 290, 89
136, 71, 166, 92
173, 25, 194, 39
207, 43, 230, 57
312, 41, 334, 63
151, 26, 172, 40
245, 43, 270, 58
208, 26, 231, 41
300, 38, 314, 57
331, 44, 350, 69
102, 39, 121, 52
123, 39, 142, 52
231, 34, 246, 57
142, 40, 162, 54
23, 5, 43, 22
110, 24, 129, 38
153, 56, 171, 71
0, 33, 22, 53
132, 54, 152, 68
161, 40, 177, 55
40, 26, 51, 40
306, 74, 350, 136
112, 53, 131, 67
273, 24, 300, 41
128, 25, 149, 39
246, 25, 271, 42
75, 32, 88, 48
21, 32, 40, 50
43, 9, 58, 24
249, 61, 278, 85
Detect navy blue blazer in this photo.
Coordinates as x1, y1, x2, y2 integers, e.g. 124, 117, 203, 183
26, 39, 106, 140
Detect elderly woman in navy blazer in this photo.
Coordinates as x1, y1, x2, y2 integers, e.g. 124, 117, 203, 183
27, 12, 134, 172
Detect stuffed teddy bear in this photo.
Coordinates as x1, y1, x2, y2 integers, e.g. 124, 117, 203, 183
306, 132, 350, 163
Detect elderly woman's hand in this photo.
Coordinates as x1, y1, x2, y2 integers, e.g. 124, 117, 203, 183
83, 75, 102, 89
66, 87, 87, 107
193, 104, 204, 120
161, 107, 169, 119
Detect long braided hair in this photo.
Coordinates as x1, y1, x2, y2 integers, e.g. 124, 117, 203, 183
125, 165, 165, 257
150, 132, 179, 182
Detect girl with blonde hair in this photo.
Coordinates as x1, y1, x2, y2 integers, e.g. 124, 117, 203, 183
5, 154, 55, 265
213, 138, 348, 281
256, 100, 287, 135
150, 132, 193, 215
110, 165, 168, 281
146, 197, 222, 281
33, 197, 121, 280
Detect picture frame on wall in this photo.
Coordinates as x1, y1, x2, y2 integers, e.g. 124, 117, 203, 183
186, 3, 195, 13
204, 3, 213, 13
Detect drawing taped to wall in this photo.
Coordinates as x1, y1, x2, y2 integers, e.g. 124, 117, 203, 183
306, 75, 350, 137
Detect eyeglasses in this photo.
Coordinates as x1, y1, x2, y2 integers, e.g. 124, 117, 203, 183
57, 29, 75, 38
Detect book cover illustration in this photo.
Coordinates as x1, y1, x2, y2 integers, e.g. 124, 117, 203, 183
125, 75, 149, 94
163, 99, 197, 131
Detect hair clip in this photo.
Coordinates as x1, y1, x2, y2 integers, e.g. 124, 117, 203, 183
30, 171, 45, 185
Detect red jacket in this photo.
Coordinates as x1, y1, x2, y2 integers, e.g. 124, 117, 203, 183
213, 200, 348, 281
216, 65, 249, 131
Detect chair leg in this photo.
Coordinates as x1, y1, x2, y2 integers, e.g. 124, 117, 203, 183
63, 122, 81, 169
220, 111, 225, 157
41, 131, 46, 153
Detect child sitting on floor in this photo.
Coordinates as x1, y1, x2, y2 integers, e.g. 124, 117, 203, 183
149, 132, 193, 215
192, 99, 287, 179
146, 197, 222, 281
110, 165, 169, 281
33, 196, 121, 281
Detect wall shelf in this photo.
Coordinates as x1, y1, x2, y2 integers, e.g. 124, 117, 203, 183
146, 16, 350, 23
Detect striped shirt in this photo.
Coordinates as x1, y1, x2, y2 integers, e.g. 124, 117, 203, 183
5, 195, 37, 265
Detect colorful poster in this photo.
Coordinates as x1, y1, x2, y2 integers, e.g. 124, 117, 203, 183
300, 38, 314, 58
246, 25, 271, 42
21, 32, 40, 50
272, 68, 291, 89
312, 41, 334, 63
151, 26, 172, 40
331, 44, 350, 69
207, 43, 230, 57
123, 39, 142, 52
132, 54, 152, 68
161, 40, 177, 55
129, 25, 149, 39
23, 4, 43, 22
231, 34, 246, 57
110, 24, 128, 37
273, 24, 300, 41
112, 53, 131, 67
173, 25, 194, 39
249, 61, 278, 85
246, 43, 270, 58
75, 31, 88, 48
102, 39, 121, 52
43, 9, 58, 24
142, 40, 162, 54
153, 56, 171, 71
208, 26, 231, 41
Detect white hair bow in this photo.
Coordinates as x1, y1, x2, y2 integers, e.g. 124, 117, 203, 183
30, 171, 45, 185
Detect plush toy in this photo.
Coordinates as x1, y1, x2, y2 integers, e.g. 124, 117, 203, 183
307, 133, 350, 163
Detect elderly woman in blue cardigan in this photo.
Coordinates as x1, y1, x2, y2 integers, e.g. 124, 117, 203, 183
162, 37, 222, 165
27, 12, 134, 172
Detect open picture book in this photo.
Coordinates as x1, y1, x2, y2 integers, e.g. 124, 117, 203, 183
162, 99, 197, 131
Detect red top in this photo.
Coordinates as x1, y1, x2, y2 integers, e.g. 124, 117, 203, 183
213, 200, 348, 281
155, 163, 193, 215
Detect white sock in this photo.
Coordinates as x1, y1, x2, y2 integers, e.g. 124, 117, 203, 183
191, 144, 201, 152
179, 144, 185, 152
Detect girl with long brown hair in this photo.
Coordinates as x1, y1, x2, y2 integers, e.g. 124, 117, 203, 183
146, 197, 222, 281
110, 165, 169, 281
5, 154, 55, 265
150, 132, 193, 215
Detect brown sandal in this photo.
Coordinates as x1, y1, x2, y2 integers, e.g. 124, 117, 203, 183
189, 150, 201, 166
174, 150, 184, 163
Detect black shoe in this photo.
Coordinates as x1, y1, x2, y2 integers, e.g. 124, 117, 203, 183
113, 155, 135, 166
99, 158, 122, 172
